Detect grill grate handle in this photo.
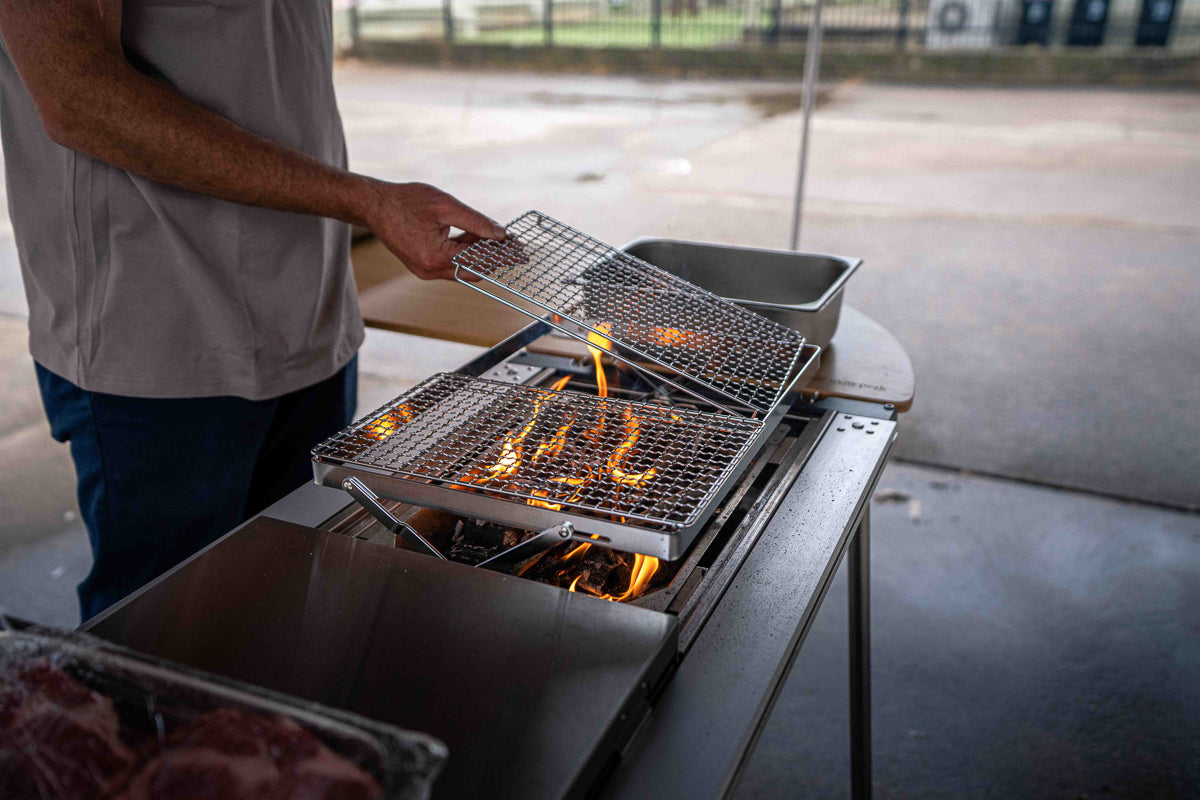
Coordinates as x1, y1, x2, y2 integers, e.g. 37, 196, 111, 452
342, 477, 447, 560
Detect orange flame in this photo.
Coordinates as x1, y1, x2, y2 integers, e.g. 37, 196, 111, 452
533, 420, 573, 464
607, 406, 658, 487
526, 489, 562, 511
471, 381, 573, 486
458, 320, 667, 602
586, 323, 613, 399
618, 553, 660, 600
562, 542, 592, 561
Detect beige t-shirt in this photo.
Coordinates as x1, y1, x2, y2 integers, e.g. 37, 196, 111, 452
0, 0, 363, 400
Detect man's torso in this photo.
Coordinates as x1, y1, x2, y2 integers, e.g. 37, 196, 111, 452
0, 0, 364, 400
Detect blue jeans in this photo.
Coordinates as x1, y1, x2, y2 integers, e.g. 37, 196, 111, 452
36, 358, 357, 622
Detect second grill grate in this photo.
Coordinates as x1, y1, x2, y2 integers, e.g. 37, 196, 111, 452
452, 212, 809, 417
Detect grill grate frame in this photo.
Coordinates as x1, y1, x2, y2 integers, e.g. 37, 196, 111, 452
312, 373, 763, 531
452, 211, 808, 416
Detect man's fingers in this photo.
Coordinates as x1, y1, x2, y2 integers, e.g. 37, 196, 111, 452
445, 237, 484, 281
441, 198, 506, 241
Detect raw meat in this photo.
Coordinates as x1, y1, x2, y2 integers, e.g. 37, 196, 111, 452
0, 658, 137, 799
119, 707, 382, 800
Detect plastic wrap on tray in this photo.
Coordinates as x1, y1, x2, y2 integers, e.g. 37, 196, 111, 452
0, 620, 447, 799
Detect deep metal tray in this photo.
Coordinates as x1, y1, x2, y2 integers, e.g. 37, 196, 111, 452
622, 238, 861, 348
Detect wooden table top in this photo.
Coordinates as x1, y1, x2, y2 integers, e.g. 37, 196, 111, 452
353, 238, 914, 412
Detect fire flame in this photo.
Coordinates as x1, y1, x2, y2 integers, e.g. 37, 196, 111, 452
586, 323, 612, 398
463, 321, 664, 602
606, 406, 658, 487
608, 553, 659, 602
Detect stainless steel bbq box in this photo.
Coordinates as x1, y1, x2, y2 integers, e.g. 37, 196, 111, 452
311, 211, 824, 563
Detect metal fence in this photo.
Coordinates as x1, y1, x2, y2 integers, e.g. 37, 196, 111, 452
339, 0, 1199, 51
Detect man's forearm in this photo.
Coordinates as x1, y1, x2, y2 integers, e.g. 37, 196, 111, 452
1, 1, 375, 227
0, 0, 503, 280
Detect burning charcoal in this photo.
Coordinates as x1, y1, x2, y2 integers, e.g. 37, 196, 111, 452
579, 569, 610, 597
448, 520, 536, 566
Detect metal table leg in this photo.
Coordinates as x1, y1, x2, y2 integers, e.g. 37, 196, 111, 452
848, 508, 872, 800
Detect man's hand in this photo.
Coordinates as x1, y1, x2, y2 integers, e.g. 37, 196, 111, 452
0, 0, 504, 282
363, 182, 506, 281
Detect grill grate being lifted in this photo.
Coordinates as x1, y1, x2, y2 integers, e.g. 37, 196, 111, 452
312, 373, 763, 532
452, 212, 808, 417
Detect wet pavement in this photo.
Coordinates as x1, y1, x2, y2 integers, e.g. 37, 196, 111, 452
738, 461, 1200, 800
332, 68, 1200, 509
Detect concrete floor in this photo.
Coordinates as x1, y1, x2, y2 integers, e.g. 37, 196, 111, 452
737, 462, 1200, 800
0, 68, 1198, 797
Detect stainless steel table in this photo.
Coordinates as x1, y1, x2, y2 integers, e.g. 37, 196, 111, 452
85, 399, 893, 800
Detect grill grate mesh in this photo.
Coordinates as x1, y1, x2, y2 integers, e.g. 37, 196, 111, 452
452, 212, 807, 415
312, 373, 763, 531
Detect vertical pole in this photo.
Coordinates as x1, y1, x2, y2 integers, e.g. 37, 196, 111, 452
545, 0, 554, 45
897, 0, 910, 48
443, 0, 455, 44
769, 0, 784, 46
348, 0, 361, 53
848, 509, 873, 800
652, 0, 664, 48
788, 0, 823, 251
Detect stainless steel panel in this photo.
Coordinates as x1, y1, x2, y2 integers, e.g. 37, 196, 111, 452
598, 415, 896, 800
88, 517, 679, 800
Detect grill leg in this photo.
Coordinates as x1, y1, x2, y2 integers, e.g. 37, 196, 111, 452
848, 508, 872, 800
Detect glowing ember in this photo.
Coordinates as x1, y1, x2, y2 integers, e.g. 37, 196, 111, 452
362, 404, 413, 441
650, 326, 697, 349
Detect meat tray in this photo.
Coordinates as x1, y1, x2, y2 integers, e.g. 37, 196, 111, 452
0, 623, 447, 799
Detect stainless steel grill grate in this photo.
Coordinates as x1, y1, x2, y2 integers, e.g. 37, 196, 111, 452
452, 212, 808, 416
312, 373, 763, 531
